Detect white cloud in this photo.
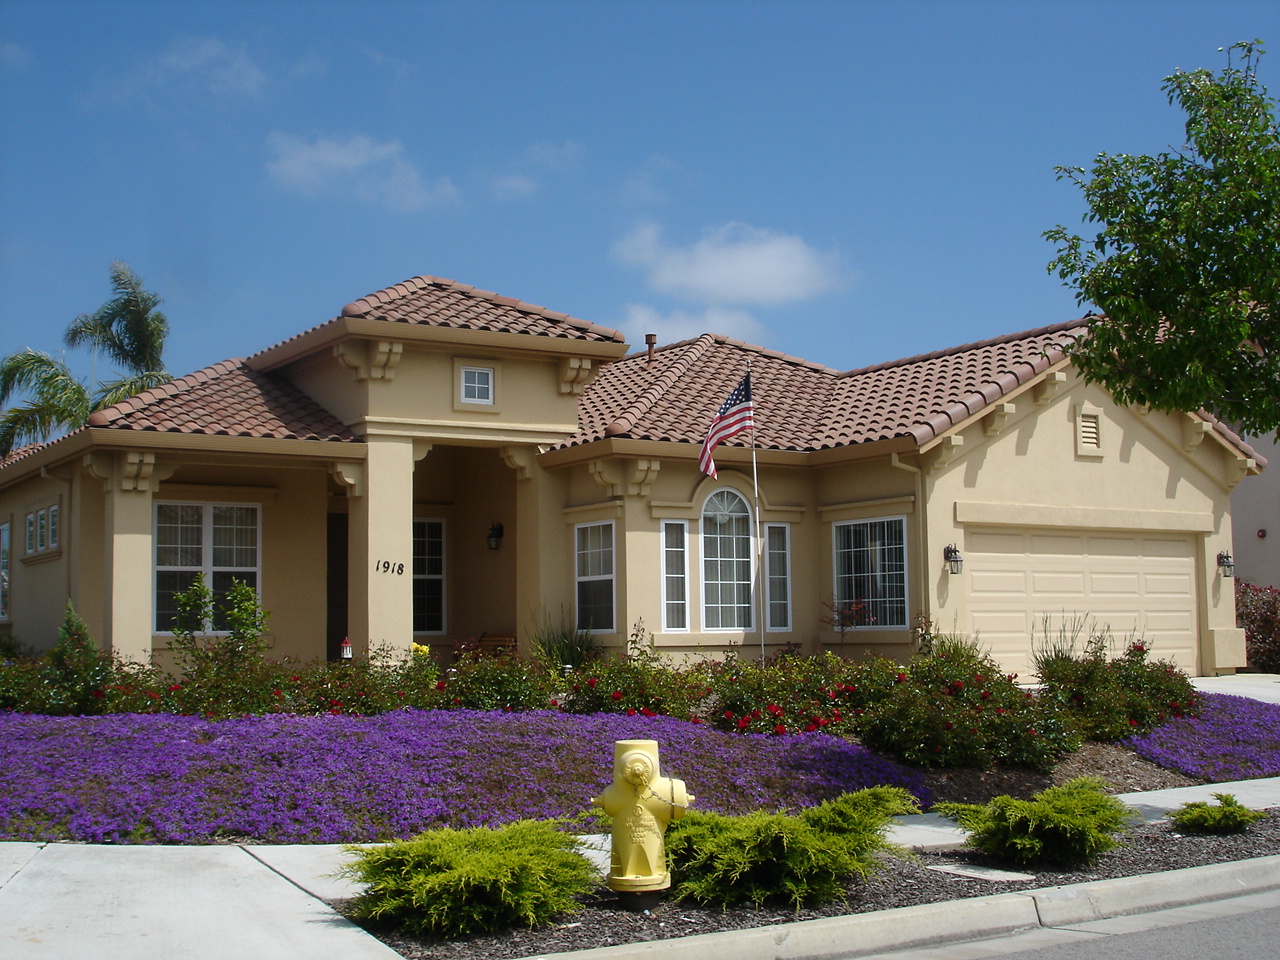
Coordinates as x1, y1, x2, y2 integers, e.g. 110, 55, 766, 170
618, 303, 768, 347
0, 41, 30, 70
156, 36, 267, 99
90, 35, 268, 107
614, 222, 839, 306
488, 141, 584, 202
620, 155, 681, 205
266, 132, 459, 211
491, 174, 537, 200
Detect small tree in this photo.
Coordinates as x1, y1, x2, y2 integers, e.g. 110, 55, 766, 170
168, 575, 269, 679
1046, 41, 1280, 435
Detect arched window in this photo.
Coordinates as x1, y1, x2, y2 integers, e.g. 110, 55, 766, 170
702, 489, 752, 630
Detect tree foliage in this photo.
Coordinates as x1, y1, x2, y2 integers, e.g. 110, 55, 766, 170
0, 262, 171, 456
1046, 41, 1280, 435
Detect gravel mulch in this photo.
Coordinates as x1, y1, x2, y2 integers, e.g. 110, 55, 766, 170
335, 745, 1276, 960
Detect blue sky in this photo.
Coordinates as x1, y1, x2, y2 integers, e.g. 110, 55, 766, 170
2, 0, 1278, 388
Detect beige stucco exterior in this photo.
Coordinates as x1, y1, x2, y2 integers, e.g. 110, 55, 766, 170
0, 320, 1257, 678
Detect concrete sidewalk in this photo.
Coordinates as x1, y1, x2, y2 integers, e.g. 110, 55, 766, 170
1, 674, 1277, 960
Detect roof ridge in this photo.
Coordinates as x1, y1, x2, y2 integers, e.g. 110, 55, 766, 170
604, 334, 719, 438
87, 359, 247, 426
340, 274, 626, 342
839, 318, 1088, 378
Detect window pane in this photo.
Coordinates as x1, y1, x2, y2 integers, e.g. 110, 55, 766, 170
413, 520, 446, 633
212, 506, 258, 569
156, 504, 203, 568
662, 521, 686, 630
413, 578, 444, 632
767, 525, 790, 630
155, 570, 199, 632
834, 518, 906, 628
577, 579, 613, 632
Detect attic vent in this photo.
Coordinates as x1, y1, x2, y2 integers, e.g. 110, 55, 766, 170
1074, 403, 1104, 458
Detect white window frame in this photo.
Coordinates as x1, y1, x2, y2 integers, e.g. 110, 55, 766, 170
0, 521, 10, 620
36, 509, 47, 551
764, 522, 792, 631
412, 518, 447, 635
700, 489, 754, 632
460, 365, 494, 405
575, 520, 615, 634
832, 515, 908, 629
24, 513, 34, 554
153, 502, 262, 634
48, 503, 59, 549
661, 519, 689, 632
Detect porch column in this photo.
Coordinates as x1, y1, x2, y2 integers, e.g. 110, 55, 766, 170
86, 450, 164, 663
346, 435, 422, 656
505, 445, 572, 648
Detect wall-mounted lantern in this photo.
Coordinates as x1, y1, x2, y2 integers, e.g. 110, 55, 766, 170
1217, 550, 1235, 578
944, 544, 964, 575
487, 523, 505, 550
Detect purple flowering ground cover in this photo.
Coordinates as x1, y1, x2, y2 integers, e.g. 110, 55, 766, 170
0, 709, 928, 844
1127, 693, 1280, 781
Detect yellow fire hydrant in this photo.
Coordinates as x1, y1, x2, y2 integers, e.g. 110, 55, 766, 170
592, 739, 693, 901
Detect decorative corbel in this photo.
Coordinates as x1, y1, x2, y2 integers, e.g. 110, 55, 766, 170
558, 357, 595, 395
1227, 457, 1257, 490
929, 435, 964, 473
500, 445, 538, 481
1035, 370, 1067, 405
983, 402, 1015, 436
588, 460, 624, 497
1182, 418, 1213, 452
330, 461, 366, 497
626, 459, 661, 497
333, 340, 403, 381
82, 450, 173, 492
412, 439, 433, 461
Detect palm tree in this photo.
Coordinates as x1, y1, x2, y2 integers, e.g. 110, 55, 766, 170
0, 262, 172, 457
64, 261, 172, 409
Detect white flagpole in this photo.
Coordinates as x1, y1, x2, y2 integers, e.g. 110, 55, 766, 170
748, 359, 765, 662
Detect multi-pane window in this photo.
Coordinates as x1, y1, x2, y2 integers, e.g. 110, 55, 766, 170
24, 513, 34, 553
154, 503, 260, 632
413, 519, 445, 633
24, 505, 59, 555
765, 523, 791, 630
460, 366, 494, 404
702, 490, 752, 630
833, 517, 907, 628
48, 504, 58, 548
575, 522, 614, 632
0, 522, 10, 620
661, 520, 688, 631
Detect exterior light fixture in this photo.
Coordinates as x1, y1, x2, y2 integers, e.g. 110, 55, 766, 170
1217, 550, 1235, 578
944, 544, 964, 575
487, 523, 504, 550
340, 637, 353, 660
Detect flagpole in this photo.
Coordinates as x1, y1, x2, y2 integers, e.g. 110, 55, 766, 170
748, 359, 764, 662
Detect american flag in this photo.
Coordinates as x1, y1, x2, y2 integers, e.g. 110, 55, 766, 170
698, 373, 755, 478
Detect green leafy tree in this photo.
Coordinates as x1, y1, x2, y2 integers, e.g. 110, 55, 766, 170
0, 262, 171, 456
1046, 41, 1280, 435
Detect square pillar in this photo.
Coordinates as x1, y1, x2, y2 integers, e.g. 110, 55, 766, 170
346, 436, 417, 656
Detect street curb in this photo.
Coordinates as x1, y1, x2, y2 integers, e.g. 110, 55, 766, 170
518, 855, 1280, 960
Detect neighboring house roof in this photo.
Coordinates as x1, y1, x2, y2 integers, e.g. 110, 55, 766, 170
85, 359, 359, 442
559, 320, 1087, 454
0, 441, 53, 472
251, 275, 625, 367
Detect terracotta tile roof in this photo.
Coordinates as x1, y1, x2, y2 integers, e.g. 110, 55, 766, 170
558, 321, 1087, 454
85, 360, 359, 442
257, 275, 627, 358
819, 320, 1085, 448
0, 440, 54, 472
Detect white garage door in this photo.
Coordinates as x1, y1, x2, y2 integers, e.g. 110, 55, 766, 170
966, 528, 1199, 678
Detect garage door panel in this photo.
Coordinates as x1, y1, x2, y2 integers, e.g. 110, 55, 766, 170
1089, 573, 1141, 594
970, 571, 1028, 595
964, 526, 1198, 676
1030, 572, 1087, 596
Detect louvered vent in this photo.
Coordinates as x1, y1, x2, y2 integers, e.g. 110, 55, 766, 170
1079, 412, 1100, 448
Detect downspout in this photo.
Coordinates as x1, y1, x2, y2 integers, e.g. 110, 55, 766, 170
889, 452, 928, 630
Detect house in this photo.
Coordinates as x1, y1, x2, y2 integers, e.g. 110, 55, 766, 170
0, 274, 1262, 677
1230, 431, 1280, 589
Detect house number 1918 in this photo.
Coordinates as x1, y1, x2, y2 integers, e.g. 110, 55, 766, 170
375, 560, 405, 575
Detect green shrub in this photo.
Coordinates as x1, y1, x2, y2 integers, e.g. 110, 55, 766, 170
936, 777, 1132, 867
167, 575, 271, 684
856, 640, 1080, 772
528, 609, 596, 673
342, 820, 597, 937
1034, 622, 1198, 740
1168, 793, 1268, 835
431, 653, 554, 712
561, 625, 705, 719
666, 787, 917, 908
1236, 580, 1280, 672
42, 602, 113, 715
